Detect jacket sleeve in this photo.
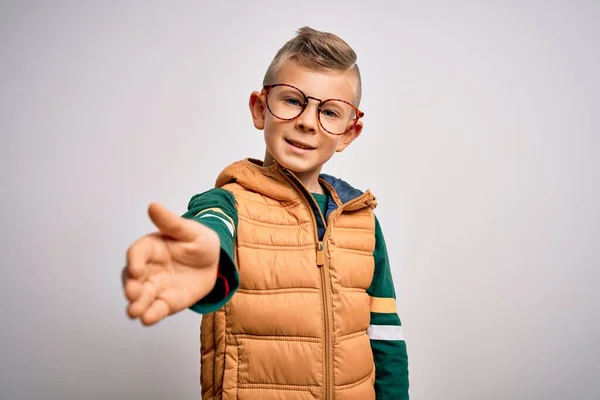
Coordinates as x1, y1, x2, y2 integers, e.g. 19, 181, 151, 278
180, 188, 240, 314
367, 216, 410, 399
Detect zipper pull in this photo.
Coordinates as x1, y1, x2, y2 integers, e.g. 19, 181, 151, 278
317, 241, 325, 267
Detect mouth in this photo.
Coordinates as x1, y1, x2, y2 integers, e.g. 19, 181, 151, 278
285, 138, 316, 150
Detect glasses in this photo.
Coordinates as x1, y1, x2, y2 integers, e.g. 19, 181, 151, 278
263, 84, 364, 135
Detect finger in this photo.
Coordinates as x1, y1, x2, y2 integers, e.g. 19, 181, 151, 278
126, 237, 156, 279
141, 299, 170, 326
127, 281, 157, 318
122, 265, 143, 301
148, 202, 198, 242
124, 277, 143, 302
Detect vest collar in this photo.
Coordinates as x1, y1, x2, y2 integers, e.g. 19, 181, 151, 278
216, 158, 376, 211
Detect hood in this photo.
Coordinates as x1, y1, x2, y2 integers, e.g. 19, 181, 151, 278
215, 159, 299, 201
216, 158, 376, 211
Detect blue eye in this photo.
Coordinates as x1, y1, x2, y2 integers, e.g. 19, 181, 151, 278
321, 109, 340, 119
284, 97, 302, 107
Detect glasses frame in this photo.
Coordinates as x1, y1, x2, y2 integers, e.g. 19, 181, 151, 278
263, 83, 364, 135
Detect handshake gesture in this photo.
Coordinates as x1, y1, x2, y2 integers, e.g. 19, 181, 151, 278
122, 203, 220, 325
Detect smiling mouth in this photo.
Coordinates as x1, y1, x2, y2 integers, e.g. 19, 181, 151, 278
285, 139, 316, 150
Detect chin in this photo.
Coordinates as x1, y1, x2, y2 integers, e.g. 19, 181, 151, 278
274, 155, 319, 175
278, 159, 309, 173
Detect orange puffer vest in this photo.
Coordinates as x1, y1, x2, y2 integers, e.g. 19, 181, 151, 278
200, 159, 378, 400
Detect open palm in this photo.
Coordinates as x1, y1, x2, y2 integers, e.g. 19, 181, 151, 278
123, 203, 220, 325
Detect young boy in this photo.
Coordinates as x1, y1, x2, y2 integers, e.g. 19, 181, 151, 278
122, 27, 409, 400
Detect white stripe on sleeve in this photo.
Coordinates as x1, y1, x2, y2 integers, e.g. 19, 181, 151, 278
199, 214, 234, 237
367, 325, 405, 341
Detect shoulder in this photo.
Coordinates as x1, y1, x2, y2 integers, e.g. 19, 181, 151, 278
185, 188, 238, 221
188, 187, 235, 206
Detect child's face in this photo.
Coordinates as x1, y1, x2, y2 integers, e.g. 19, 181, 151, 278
249, 60, 362, 179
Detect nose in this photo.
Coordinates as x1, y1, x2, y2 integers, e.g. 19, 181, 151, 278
294, 100, 319, 133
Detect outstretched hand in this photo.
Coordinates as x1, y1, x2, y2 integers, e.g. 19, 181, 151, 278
122, 203, 220, 326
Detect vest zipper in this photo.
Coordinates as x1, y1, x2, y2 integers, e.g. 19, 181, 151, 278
317, 244, 333, 400
317, 241, 325, 266
278, 168, 374, 400
278, 169, 333, 399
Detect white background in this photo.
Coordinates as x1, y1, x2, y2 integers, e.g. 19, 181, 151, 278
1, 1, 598, 399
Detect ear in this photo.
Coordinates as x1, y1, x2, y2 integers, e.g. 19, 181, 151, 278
336, 120, 363, 152
249, 90, 266, 130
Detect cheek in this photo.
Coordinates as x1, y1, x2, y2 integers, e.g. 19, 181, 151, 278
263, 130, 277, 153
264, 116, 285, 137
262, 119, 276, 140
263, 121, 286, 150
322, 137, 342, 153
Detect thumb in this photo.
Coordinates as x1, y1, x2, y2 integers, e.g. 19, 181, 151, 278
147, 203, 200, 242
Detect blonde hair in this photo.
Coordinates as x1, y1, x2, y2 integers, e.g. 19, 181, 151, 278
263, 26, 362, 106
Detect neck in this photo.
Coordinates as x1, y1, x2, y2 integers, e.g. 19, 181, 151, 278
294, 170, 325, 194
263, 152, 324, 194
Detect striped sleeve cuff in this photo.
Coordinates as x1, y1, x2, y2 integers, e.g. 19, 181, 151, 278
369, 310, 409, 399
369, 297, 405, 341
188, 208, 239, 314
